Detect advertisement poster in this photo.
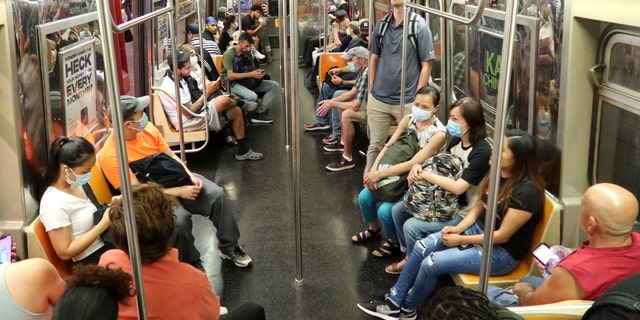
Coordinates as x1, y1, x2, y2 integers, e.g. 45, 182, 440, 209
58, 38, 97, 140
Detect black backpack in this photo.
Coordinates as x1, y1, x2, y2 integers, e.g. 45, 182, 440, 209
582, 273, 640, 320
232, 53, 262, 89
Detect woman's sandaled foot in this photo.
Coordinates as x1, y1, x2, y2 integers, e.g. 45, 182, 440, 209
351, 228, 382, 243
385, 257, 407, 274
372, 240, 400, 258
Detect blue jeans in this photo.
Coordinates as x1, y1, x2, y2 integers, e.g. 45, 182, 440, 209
358, 188, 401, 240
230, 79, 280, 114
391, 201, 463, 254
487, 276, 545, 307
389, 223, 519, 310
314, 83, 344, 136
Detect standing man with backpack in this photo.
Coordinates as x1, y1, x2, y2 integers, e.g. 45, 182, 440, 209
365, 0, 436, 176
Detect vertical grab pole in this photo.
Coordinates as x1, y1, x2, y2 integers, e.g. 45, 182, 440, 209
290, 0, 303, 285
399, 2, 409, 118
279, 0, 290, 147
478, 0, 519, 295
168, 0, 186, 161
95, 1, 149, 319
322, 0, 327, 52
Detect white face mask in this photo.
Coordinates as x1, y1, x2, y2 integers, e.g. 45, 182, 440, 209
346, 28, 352, 36
190, 56, 198, 66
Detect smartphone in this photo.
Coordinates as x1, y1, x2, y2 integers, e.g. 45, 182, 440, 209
457, 244, 472, 250
0, 234, 12, 264
532, 242, 552, 266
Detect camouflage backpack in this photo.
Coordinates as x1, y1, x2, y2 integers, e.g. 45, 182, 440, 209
403, 153, 465, 221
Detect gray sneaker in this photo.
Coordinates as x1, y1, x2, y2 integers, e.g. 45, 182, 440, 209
220, 246, 253, 267
235, 149, 264, 161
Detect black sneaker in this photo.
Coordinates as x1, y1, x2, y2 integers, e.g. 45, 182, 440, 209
251, 113, 273, 124
357, 297, 402, 320
325, 156, 355, 172
220, 246, 253, 267
323, 143, 344, 152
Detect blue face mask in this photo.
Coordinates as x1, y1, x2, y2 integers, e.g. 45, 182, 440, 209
447, 120, 465, 137
131, 113, 149, 131
347, 61, 357, 73
411, 105, 433, 121
65, 168, 92, 186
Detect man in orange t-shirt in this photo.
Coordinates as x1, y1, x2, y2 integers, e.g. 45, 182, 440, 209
98, 95, 252, 268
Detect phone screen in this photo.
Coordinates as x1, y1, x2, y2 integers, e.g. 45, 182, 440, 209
0, 234, 12, 264
532, 242, 551, 265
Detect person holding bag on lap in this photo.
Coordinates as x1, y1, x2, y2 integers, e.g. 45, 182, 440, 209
350, 86, 446, 258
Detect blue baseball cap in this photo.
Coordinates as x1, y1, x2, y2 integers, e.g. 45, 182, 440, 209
205, 16, 217, 25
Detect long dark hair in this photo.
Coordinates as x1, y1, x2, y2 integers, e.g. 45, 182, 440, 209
479, 129, 545, 219
42, 136, 95, 190
452, 97, 486, 144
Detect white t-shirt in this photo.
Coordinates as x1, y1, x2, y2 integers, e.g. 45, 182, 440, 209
159, 75, 222, 132
39, 187, 104, 262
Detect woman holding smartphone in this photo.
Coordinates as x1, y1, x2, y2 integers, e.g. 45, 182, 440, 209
39, 136, 112, 265
358, 129, 546, 319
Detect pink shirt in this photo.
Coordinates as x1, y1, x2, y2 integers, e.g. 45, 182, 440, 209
99, 248, 220, 319
558, 232, 640, 300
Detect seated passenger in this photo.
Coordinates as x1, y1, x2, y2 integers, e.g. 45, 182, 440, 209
489, 183, 640, 306
99, 183, 265, 320
219, 15, 238, 54
39, 136, 114, 264
357, 129, 545, 319
0, 239, 64, 320
386, 97, 491, 274
321, 47, 370, 172
221, 32, 280, 124
186, 23, 221, 56
202, 16, 218, 42
351, 85, 447, 259
51, 264, 133, 320
98, 95, 253, 268
160, 50, 263, 161
303, 47, 364, 145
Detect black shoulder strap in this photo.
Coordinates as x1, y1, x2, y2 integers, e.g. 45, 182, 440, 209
82, 183, 100, 208
377, 13, 393, 47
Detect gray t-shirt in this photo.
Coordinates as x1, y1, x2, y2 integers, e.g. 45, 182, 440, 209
0, 263, 53, 320
369, 13, 435, 105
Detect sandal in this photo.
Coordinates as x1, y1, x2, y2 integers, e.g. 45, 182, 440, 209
223, 125, 237, 145
385, 257, 407, 275
372, 240, 400, 258
351, 228, 381, 243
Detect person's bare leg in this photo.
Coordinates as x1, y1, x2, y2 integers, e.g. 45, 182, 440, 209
341, 109, 361, 160
228, 106, 245, 140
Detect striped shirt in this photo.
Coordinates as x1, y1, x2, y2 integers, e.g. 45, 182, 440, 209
190, 37, 221, 56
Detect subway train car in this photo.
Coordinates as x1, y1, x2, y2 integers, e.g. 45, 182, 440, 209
0, 0, 639, 319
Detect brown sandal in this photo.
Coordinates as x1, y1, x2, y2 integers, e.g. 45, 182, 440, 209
351, 228, 382, 243
385, 257, 407, 275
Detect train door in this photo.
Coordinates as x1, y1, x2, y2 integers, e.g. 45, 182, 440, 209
591, 27, 640, 204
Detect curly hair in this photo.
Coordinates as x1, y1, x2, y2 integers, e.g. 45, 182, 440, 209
52, 263, 134, 320
421, 286, 500, 320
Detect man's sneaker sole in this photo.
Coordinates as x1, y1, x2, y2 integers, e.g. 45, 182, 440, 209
304, 124, 330, 131
219, 252, 253, 268
323, 144, 344, 152
356, 303, 399, 320
326, 162, 355, 172
250, 118, 273, 124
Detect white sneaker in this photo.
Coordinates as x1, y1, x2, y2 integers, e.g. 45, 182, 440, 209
251, 46, 266, 60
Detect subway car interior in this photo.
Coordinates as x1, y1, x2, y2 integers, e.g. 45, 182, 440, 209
1, 0, 640, 319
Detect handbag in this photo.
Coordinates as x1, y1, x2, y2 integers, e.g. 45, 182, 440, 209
232, 53, 263, 89
82, 184, 114, 246
403, 153, 464, 221
128, 153, 193, 188
369, 129, 420, 202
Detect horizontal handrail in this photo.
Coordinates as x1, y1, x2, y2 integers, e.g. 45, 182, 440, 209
109, 1, 174, 33
405, 0, 486, 26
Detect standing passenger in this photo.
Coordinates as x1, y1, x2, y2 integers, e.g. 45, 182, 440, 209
365, 0, 436, 175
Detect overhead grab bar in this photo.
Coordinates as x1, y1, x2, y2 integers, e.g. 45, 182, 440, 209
109, 4, 174, 32
405, 0, 487, 26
